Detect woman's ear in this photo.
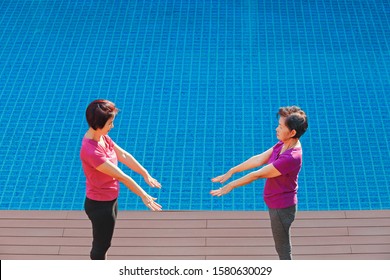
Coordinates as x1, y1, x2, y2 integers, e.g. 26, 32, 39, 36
290, 129, 297, 138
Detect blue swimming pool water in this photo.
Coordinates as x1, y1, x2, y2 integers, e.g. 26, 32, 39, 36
0, 0, 389, 211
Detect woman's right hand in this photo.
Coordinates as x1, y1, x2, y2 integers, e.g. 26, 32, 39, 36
211, 170, 233, 184
141, 194, 162, 211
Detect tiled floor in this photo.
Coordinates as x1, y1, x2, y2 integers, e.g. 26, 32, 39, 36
1, 210, 389, 260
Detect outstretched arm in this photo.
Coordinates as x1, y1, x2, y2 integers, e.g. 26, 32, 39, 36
96, 160, 162, 211
113, 143, 161, 189
210, 163, 281, 197
211, 147, 273, 184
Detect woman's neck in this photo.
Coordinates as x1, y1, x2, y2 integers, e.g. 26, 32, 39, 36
85, 128, 102, 142
281, 138, 299, 153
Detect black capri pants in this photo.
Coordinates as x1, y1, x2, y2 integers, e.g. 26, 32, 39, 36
84, 197, 118, 260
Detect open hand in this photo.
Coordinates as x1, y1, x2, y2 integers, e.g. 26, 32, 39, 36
144, 175, 162, 189
142, 194, 162, 211
211, 171, 232, 184
210, 184, 233, 197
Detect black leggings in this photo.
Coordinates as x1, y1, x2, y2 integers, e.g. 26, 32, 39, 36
84, 197, 118, 260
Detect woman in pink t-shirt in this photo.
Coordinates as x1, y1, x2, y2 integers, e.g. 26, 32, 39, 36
80, 99, 162, 260
211, 106, 308, 260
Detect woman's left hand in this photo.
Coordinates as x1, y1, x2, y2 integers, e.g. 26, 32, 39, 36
210, 184, 234, 197
144, 175, 162, 189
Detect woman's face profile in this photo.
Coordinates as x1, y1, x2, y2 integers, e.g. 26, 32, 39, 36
276, 117, 295, 141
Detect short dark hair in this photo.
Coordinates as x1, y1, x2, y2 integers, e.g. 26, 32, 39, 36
277, 106, 308, 138
86, 99, 119, 130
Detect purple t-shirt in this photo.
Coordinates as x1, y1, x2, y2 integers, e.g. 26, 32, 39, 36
263, 141, 302, 209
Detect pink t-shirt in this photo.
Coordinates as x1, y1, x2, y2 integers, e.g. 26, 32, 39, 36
264, 141, 302, 209
80, 135, 119, 201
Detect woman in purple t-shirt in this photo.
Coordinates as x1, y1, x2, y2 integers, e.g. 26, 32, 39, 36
211, 106, 308, 260
80, 100, 162, 260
